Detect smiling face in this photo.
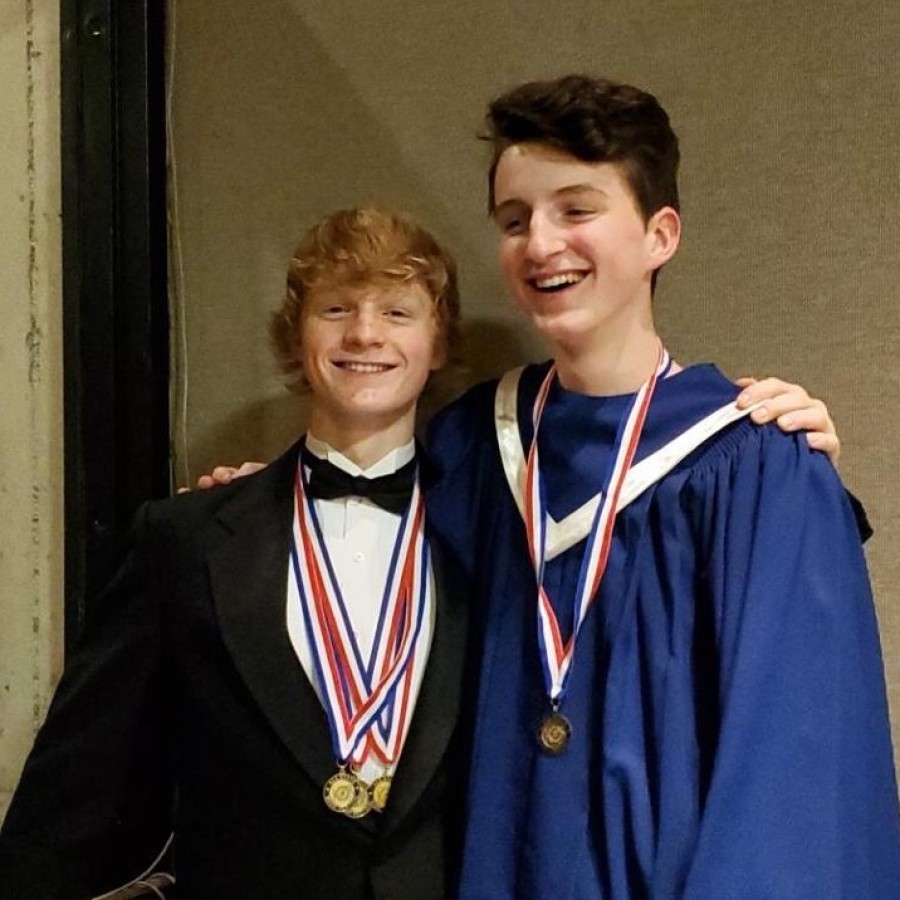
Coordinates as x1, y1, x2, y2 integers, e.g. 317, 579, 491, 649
492, 142, 680, 365
300, 280, 443, 451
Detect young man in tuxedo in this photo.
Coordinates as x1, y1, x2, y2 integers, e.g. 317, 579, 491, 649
0, 207, 469, 900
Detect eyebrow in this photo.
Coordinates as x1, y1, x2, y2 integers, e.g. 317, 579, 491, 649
492, 183, 609, 217
555, 183, 607, 197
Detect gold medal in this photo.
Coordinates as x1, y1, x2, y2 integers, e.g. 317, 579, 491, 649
368, 774, 393, 812
537, 711, 572, 755
323, 769, 362, 814
343, 778, 372, 819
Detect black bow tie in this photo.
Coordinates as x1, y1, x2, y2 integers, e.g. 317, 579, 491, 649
302, 449, 417, 514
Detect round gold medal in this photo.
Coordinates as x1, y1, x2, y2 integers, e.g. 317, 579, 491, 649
537, 711, 572, 755
323, 770, 361, 814
343, 779, 372, 819
368, 774, 393, 813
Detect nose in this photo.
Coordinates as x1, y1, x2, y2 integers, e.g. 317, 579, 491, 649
524, 214, 565, 264
343, 309, 384, 346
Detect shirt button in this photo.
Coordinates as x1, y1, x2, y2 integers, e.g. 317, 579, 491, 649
353, 551, 365, 563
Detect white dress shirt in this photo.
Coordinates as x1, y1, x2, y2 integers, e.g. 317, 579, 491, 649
286, 434, 436, 783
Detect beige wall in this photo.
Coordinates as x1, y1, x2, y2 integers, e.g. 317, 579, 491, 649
169, 0, 900, 762
2, 0, 888, 833
0, 3, 64, 819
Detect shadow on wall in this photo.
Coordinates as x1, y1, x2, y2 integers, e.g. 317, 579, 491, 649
172, 0, 506, 484
184, 317, 533, 481
419, 317, 536, 423
185, 392, 308, 484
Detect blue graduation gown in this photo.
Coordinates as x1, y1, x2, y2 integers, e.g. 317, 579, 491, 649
426, 362, 900, 900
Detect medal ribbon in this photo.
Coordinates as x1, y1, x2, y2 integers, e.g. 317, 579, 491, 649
290, 459, 429, 767
524, 344, 669, 703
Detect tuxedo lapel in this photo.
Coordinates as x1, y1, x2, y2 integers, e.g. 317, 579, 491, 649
207, 442, 466, 837
379, 534, 468, 835
206, 443, 337, 793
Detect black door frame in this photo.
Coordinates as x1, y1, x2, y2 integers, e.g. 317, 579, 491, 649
60, 0, 170, 651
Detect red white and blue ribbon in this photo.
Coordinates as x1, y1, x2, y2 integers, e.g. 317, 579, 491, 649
290, 458, 430, 768
524, 344, 670, 704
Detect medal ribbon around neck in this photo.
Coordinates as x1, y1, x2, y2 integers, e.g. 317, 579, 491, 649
524, 344, 670, 704
290, 458, 430, 767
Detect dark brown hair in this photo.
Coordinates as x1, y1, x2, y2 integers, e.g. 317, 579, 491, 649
484, 74, 680, 221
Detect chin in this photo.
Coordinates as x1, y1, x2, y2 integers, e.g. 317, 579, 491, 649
528, 308, 598, 347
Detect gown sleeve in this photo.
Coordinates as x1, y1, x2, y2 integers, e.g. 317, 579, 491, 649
680, 424, 900, 899
424, 379, 500, 574
0, 502, 175, 900
847, 489, 874, 542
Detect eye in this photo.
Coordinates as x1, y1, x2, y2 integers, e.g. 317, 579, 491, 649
496, 215, 526, 236
385, 307, 414, 320
563, 205, 596, 220
493, 204, 529, 236
319, 304, 349, 318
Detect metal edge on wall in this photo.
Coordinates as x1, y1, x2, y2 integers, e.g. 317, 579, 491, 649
60, 0, 169, 652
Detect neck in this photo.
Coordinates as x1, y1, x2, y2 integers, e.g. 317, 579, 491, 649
553, 317, 663, 396
307, 409, 416, 469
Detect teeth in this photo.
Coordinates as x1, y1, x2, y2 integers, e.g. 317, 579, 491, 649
533, 272, 585, 290
339, 361, 392, 373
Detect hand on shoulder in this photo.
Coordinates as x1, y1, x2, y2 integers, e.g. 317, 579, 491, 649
735, 376, 839, 464
178, 461, 267, 493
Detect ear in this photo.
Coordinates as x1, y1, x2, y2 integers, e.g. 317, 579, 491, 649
429, 338, 448, 372
645, 206, 681, 271
428, 305, 449, 371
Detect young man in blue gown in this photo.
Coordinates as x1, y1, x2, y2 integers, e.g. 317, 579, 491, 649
425, 75, 899, 898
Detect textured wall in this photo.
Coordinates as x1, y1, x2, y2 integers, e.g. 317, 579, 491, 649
0, 3, 64, 819
169, 0, 900, 765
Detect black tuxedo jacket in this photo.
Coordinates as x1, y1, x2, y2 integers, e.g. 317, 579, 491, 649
0, 442, 469, 900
